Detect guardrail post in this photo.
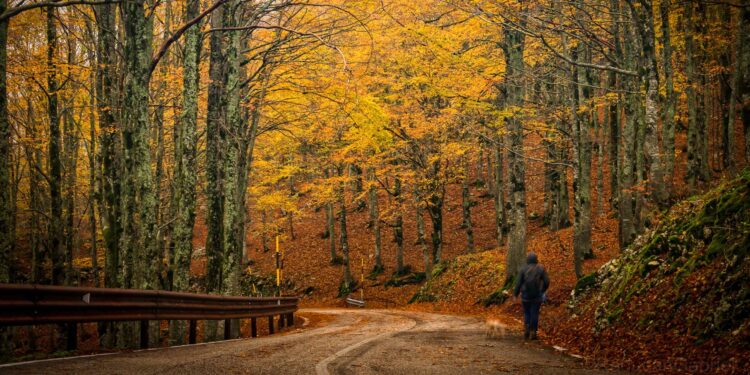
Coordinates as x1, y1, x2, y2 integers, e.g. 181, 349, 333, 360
268, 316, 274, 335
287, 312, 294, 326
278, 314, 285, 330
251, 318, 257, 337
140, 320, 149, 349
224, 319, 231, 340
189, 320, 197, 344
66, 323, 77, 351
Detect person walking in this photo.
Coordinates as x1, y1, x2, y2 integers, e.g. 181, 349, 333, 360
513, 252, 550, 340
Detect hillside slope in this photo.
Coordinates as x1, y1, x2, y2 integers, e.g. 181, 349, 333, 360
549, 170, 750, 374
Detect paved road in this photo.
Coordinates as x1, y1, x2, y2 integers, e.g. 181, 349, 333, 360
1, 309, 620, 374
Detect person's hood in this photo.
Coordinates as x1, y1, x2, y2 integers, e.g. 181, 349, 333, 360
526, 252, 538, 264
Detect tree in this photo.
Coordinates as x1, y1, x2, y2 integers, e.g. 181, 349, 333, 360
169, 0, 201, 345
660, 0, 676, 192
0, 0, 10, 284
46, 6, 65, 286
501, 2, 528, 281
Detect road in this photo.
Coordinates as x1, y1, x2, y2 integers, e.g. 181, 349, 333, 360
1, 309, 621, 374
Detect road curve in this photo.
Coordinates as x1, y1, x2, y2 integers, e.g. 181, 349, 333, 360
1, 309, 621, 374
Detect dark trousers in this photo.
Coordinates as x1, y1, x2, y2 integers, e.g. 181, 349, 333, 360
522, 300, 542, 332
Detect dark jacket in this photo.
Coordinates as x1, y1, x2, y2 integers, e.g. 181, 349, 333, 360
513, 253, 550, 302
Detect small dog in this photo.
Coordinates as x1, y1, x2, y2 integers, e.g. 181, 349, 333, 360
485, 317, 507, 339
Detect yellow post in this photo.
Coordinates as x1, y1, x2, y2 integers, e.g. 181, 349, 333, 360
275, 235, 281, 296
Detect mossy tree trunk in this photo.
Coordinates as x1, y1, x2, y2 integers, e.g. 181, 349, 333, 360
94, 0, 121, 348
620, 18, 639, 249
607, 0, 622, 213
660, 0, 675, 193
628, 0, 665, 207
204, 1, 227, 342
47, 6, 65, 286
501, 10, 528, 280
120, 0, 158, 347
222, 13, 246, 339
571, 40, 593, 278
169, 0, 201, 345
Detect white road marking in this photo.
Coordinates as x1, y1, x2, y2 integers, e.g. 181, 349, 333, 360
314, 312, 417, 375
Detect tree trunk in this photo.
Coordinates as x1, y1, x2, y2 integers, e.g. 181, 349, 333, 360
608, 0, 622, 213
492, 143, 507, 245
94, 0, 121, 348
326, 201, 336, 261
63, 37, 79, 286
393, 178, 405, 274
367, 167, 383, 273
620, 45, 638, 248
350, 165, 366, 211
485, 149, 493, 192
720, 4, 732, 170
222, 12, 243, 303
629, 0, 665, 206
47, 6, 65, 286
461, 159, 474, 253
262, 210, 272, 253
595, 109, 604, 217
660, 0, 676, 192
427, 174, 444, 264
502, 14, 527, 280
696, 4, 710, 180
205, 2, 227, 344
685, 2, 708, 190
475, 148, 484, 184
0, 0, 10, 285
571, 42, 593, 278
338, 171, 353, 294
120, 0, 157, 348
86, 43, 98, 287
414, 187, 431, 279
548, 74, 571, 231
24, 98, 44, 283
728, 6, 741, 170
169, 0, 201, 345
739, 0, 750, 163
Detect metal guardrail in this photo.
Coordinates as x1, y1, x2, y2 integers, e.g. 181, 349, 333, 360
345, 295, 365, 308
0, 283, 299, 350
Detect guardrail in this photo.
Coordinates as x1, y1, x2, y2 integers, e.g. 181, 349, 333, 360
0, 283, 299, 351
345, 295, 365, 308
